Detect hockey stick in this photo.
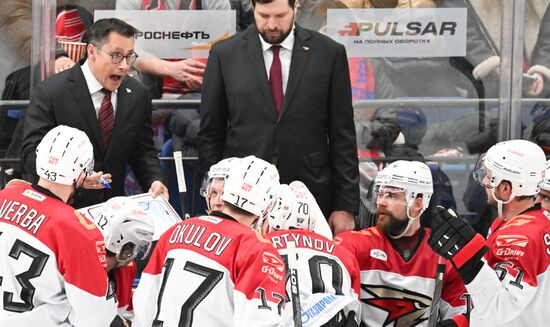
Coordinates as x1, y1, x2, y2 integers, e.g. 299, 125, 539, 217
173, 151, 189, 219
427, 256, 446, 327
287, 241, 303, 327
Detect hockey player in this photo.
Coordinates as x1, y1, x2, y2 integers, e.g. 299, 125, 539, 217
263, 181, 361, 326
200, 157, 240, 213
90, 196, 155, 323
0, 125, 117, 326
337, 160, 470, 327
538, 160, 550, 211
132, 155, 286, 327
428, 140, 550, 326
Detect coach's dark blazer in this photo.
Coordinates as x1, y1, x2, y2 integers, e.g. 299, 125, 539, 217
21, 63, 164, 208
198, 24, 359, 216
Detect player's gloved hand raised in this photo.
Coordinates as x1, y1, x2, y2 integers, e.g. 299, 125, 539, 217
428, 206, 488, 284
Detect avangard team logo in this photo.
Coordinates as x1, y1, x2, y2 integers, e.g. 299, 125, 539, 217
362, 284, 432, 326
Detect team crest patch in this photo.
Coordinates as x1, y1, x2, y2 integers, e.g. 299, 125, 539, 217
370, 249, 388, 261
495, 235, 529, 248
22, 189, 47, 202
262, 251, 285, 272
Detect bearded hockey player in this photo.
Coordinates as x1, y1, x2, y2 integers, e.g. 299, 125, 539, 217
132, 156, 286, 327
338, 160, 470, 327
262, 181, 361, 326
428, 139, 550, 326
0, 125, 117, 326
90, 196, 155, 324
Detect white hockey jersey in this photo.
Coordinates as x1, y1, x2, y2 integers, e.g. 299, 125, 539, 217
337, 227, 470, 327
0, 182, 116, 326
467, 208, 550, 327
267, 229, 361, 325
133, 213, 286, 327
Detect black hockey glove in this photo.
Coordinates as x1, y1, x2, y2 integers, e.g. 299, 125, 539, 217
428, 206, 488, 284
437, 314, 469, 327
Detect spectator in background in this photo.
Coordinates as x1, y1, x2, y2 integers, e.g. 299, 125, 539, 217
21, 18, 167, 208
115, 0, 237, 99
199, 0, 359, 234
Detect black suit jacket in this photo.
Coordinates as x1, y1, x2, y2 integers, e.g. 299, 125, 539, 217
198, 25, 359, 216
21, 63, 164, 208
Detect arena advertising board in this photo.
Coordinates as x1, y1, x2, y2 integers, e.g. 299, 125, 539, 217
327, 8, 467, 57
94, 10, 236, 58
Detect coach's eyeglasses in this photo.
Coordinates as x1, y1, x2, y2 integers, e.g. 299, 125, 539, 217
107, 52, 139, 65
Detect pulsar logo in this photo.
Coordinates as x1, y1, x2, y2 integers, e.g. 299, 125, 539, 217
495, 235, 529, 248
362, 284, 431, 326
337, 21, 457, 37
370, 249, 388, 261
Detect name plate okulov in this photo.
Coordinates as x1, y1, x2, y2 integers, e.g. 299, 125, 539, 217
327, 8, 467, 58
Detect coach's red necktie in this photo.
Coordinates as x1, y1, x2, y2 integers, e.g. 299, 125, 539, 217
269, 45, 283, 114
99, 89, 114, 150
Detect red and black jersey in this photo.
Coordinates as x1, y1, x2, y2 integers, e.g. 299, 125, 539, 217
133, 213, 286, 327
338, 226, 469, 327
467, 208, 550, 326
0, 181, 116, 326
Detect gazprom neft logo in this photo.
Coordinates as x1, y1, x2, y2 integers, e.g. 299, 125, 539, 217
301, 294, 338, 324
337, 21, 457, 37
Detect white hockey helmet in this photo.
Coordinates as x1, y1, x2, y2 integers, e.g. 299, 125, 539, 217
542, 160, 550, 191
475, 140, 545, 197
200, 157, 241, 197
94, 196, 155, 265
267, 182, 317, 231
222, 155, 280, 216
35, 125, 94, 185
375, 160, 433, 211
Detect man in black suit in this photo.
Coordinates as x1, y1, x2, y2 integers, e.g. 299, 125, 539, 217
198, 0, 359, 233
21, 18, 167, 208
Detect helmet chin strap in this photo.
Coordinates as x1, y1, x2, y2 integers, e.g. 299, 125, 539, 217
491, 188, 515, 220
389, 206, 422, 239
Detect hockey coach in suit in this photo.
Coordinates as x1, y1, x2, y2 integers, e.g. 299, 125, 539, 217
198, 0, 359, 234
21, 18, 167, 208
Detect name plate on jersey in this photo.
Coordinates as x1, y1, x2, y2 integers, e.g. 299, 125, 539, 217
79, 193, 182, 241
94, 10, 236, 58
327, 8, 466, 57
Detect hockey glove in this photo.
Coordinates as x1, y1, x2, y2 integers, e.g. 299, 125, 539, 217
437, 314, 469, 327
428, 206, 488, 284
